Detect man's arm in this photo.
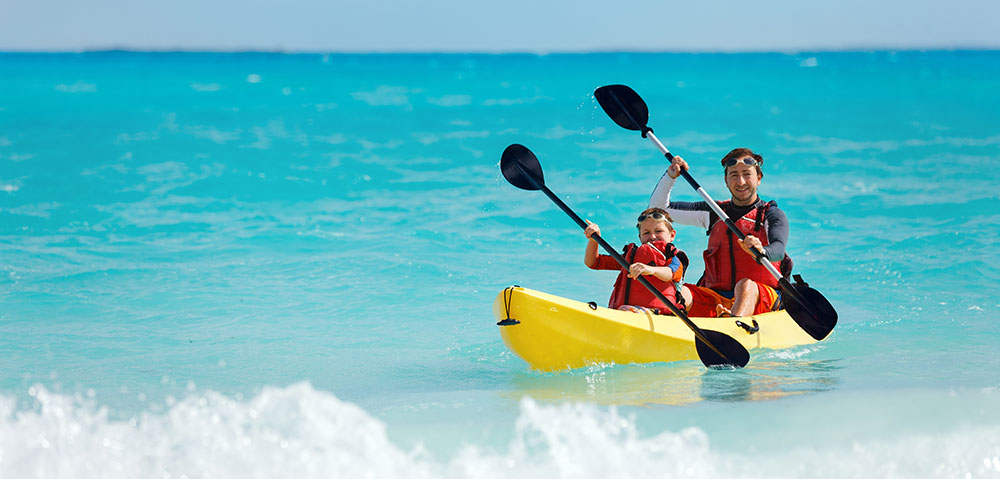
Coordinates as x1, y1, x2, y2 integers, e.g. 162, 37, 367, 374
648, 171, 713, 229
763, 206, 789, 261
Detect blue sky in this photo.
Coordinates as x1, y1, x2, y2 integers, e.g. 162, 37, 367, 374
1, 0, 999, 52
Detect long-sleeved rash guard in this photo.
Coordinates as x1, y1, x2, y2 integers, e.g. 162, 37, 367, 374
648, 172, 788, 262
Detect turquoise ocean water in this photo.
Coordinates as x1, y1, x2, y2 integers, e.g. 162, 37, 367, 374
2, 51, 999, 477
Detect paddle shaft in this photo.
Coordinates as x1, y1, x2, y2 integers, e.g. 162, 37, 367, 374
599, 87, 783, 281
510, 161, 734, 361
642, 131, 812, 306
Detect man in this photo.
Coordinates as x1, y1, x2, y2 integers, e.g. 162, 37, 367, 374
648, 148, 789, 318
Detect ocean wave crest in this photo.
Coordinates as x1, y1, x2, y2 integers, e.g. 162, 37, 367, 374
3, 383, 999, 479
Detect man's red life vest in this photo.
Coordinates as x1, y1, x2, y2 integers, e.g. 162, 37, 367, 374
608, 241, 687, 313
699, 200, 783, 291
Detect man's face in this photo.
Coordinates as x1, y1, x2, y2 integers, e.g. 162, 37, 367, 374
725, 159, 762, 205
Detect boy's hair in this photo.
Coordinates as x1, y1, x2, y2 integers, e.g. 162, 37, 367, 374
636, 207, 674, 232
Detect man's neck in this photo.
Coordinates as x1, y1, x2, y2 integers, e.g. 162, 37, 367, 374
731, 195, 760, 207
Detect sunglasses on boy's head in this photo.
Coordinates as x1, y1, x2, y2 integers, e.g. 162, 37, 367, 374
723, 157, 761, 168
636, 212, 669, 223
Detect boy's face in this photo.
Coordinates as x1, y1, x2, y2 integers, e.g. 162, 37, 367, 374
638, 218, 676, 245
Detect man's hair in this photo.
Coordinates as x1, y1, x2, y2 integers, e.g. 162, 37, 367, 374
721, 148, 764, 177
636, 207, 674, 232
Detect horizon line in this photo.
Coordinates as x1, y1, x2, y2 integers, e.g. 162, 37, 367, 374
2, 45, 999, 56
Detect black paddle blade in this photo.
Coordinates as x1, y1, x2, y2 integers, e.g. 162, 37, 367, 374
695, 329, 750, 369
594, 85, 649, 132
783, 284, 838, 341
500, 144, 544, 191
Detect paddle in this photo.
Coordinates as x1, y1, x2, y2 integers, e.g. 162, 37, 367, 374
594, 84, 838, 341
500, 143, 750, 369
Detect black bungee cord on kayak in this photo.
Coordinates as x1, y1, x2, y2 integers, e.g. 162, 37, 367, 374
735, 319, 760, 334
497, 285, 521, 326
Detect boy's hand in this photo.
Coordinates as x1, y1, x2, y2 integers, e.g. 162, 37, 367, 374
667, 156, 689, 179
628, 263, 652, 279
584, 220, 601, 239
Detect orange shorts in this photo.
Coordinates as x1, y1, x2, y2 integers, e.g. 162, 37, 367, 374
684, 282, 781, 318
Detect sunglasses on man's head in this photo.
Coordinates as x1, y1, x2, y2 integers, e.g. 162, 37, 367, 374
723, 157, 761, 168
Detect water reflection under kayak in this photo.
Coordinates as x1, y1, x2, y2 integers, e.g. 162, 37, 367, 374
507, 356, 843, 406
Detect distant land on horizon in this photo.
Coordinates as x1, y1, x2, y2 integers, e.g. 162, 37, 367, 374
2, 45, 999, 55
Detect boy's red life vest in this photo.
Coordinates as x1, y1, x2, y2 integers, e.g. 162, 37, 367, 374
699, 200, 785, 291
608, 241, 687, 313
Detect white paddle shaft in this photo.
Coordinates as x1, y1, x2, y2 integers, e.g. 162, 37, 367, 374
644, 131, 784, 280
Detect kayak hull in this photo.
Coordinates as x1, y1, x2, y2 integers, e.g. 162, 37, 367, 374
493, 286, 821, 371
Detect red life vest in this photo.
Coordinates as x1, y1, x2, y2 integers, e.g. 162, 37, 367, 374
699, 200, 783, 291
608, 241, 687, 313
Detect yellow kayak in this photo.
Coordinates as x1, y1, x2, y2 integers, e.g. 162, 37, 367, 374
493, 286, 822, 372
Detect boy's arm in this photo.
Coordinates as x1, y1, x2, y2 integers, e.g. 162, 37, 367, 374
628, 255, 682, 281
629, 265, 676, 282
583, 221, 601, 268
584, 239, 600, 268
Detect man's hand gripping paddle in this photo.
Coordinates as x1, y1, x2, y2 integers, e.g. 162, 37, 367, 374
500, 143, 750, 369
594, 84, 838, 341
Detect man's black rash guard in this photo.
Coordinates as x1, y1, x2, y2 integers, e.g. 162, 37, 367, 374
648, 173, 789, 262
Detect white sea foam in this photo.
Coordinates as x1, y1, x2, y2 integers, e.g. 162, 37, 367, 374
481, 96, 547, 106
427, 94, 472, 107
352, 86, 412, 108
0, 383, 429, 479
5, 201, 59, 218
765, 346, 823, 360
55, 82, 97, 93
190, 82, 222, 92
2, 153, 35, 162
185, 125, 242, 144
3, 383, 999, 479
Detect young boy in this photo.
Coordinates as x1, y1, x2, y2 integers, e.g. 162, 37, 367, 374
583, 207, 693, 315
